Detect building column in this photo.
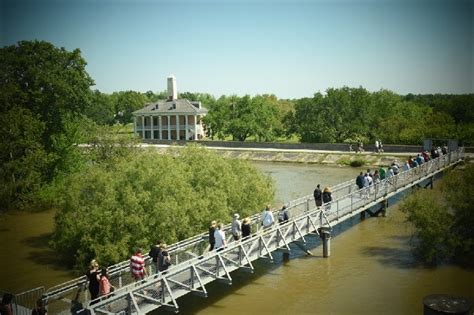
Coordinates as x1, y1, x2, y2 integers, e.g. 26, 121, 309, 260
194, 115, 198, 140
167, 116, 171, 140
150, 115, 154, 139
133, 116, 138, 137
158, 116, 162, 140
141, 116, 145, 139
185, 115, 189, 140
176, 115, 180, 140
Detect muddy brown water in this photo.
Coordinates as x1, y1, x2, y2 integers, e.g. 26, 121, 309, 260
1, 163, 472, 315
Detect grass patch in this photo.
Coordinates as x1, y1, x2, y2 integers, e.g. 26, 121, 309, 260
337, 157, 367, 167
350, 158, 366, 167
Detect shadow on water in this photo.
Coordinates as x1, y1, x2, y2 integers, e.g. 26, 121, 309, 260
361, 244, 418, 269
22, 233, 68, 270
151, 257, 286, 315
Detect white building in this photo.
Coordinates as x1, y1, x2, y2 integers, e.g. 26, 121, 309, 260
133, 76, 208, 140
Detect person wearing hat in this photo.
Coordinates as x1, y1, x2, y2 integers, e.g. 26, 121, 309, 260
241, 217, 251, 238
231, 213, 242, 241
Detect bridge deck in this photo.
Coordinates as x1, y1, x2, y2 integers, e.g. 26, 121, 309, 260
12, 149, 464, 314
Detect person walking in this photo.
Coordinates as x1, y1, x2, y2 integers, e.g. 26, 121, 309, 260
99, 267, 114, 299
278, 205, 290, 224
322, 187, 332, 211
130, 248, 147, 282
313, 184, 322, 207
85, 259, 101, 302
149, 239, 162, 274
208, 220, 217, 251
241, 217, 251, 238
31, 298, 47, 315
214, 223, 226, 251
0, 293, 13, 315
158, 244, 172, 274
261, 205, 274, 229
231, 214, 242, 241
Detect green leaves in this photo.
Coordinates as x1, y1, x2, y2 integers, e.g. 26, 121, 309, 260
400, 164, 474, 265
51, 145, 274, 270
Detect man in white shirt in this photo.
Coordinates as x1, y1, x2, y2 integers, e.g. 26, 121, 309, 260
214, 223, 226, 251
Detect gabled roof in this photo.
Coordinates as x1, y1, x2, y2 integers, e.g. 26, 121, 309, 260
133, 99, 208, 115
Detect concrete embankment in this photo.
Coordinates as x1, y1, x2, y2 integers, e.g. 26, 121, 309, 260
142, 143, 413, 167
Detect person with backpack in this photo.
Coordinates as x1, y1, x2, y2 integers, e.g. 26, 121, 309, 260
313, 184, 322, 207
158, 244, 172, 274
322, 187, 332, 211
278, 205, 290, 224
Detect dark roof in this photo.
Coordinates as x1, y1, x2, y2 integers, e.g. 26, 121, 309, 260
133, 99, 208, 115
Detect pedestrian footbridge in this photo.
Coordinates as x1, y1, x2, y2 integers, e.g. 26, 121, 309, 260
9, 149, 465, 314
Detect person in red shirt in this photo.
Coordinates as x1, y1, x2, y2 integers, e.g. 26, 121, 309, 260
130, 248, 147, 281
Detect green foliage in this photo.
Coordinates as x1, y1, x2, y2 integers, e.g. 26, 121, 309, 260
111, 91, 150, 125
51, 145, 274, 270
203, 94, 290, 142
84, 90, 116, 125
0, 40, 94, 210
443, 164, 474, 259
400, 189, 456, 264
0, 108, 52, 210
349, 159, 366, 167
400, 164, 474, 265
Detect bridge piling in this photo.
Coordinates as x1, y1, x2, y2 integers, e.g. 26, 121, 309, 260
319, 227, 331, 258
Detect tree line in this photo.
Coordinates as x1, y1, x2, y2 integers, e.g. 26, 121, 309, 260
1, 40, 472, 269
0, 41, 274, 270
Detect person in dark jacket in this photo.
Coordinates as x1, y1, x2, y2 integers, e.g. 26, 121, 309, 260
85, 259, 100, 303
149, 239, 162, 274
241, 217, 251, 238
209, 220, 217, 251
356, 171, 365, 198
313, 184, 322, 207
322, 187, 332, 211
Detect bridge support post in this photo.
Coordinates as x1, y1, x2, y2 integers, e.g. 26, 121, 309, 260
381, 199, 388, 217
429, 176, 433, 189
319, 227, 331, 258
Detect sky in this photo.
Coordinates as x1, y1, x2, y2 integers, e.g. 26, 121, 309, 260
1, 0, 473, 99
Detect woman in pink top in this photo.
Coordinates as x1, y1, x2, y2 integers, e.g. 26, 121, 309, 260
99, 267, 114, 298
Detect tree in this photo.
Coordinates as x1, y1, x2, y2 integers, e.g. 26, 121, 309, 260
0, 40, 94, 210
84, 90, 115, 125
51, 145, 274, 270
0, 40, 94, 152
400, 164, 474, 265
112, 91, 149, 125
0, 108, 51, 210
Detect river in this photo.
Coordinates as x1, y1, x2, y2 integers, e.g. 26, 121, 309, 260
1, 163, 472, 314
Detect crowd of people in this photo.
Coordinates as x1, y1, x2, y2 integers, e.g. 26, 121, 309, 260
352, 145, 448, 199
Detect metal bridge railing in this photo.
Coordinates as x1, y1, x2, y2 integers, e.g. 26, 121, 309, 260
22, 148, 464, 314
81, 148, 465, 314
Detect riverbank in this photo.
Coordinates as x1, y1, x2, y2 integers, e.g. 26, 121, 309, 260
141, 143, 416, 167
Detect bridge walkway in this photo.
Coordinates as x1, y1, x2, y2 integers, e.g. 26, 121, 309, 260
78, 149, 464, 314
10, 149, 464, 314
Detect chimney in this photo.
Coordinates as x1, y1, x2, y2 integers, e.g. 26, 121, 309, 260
167, 75, 177, 101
